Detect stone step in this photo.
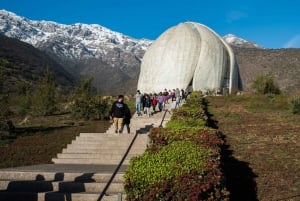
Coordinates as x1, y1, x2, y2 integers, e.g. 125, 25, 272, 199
0, 191, 125, 201
65, 144, 146, 150
79, 132, 144, 138
56, 153, 141, 160
73, 136, 131, 141
0, 171, 124, 183
61, 148, 127, 154
61, 146, 145, 154
105, 127, 139, 132
0, 180, 123, 193
52, 158, 131, 165
79, 133, 134, 138
75, 135, 146, 142
62, 145, 147, 154
67, 143, 130, 148
69, 140, 144, 146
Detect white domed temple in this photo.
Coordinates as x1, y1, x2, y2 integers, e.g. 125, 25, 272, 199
137, 22, 241, 94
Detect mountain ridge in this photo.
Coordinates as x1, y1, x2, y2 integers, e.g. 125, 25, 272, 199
1, 9, 299, 94
0, 9, 151, 94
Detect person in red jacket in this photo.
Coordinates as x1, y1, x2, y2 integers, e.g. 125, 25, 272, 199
151, 94, 158, 113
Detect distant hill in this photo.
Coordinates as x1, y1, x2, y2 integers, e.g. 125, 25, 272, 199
233, 47, 300, 93
0, 35, 77, 93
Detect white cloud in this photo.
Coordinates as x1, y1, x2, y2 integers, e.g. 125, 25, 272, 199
226, 10, 248, 23
283, 34, 300, 48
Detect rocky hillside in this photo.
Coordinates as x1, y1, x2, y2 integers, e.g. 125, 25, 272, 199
233, 47, 300, 93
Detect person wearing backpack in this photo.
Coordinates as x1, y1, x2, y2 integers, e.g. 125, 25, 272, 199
109, 95, 126, 134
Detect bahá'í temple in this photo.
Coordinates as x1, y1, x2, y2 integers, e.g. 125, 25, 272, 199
137, 22, 241, 94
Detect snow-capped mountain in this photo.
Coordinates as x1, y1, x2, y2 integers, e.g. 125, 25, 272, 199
223, 34, 263, 49
0, 9, 151, 74
0, 10, 263, 64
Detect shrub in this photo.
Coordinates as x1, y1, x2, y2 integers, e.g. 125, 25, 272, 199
124, 141, 210, 200
31, 68, 58, 116
165, 118, 206, 133
252, 74, 280, 94
148, 127, 223, 157
289, 95, 300, 114
172, 104, 206, 120
70, 77, 109, 119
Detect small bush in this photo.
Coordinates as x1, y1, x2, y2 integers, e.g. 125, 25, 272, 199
165, 118, 206, 133
172, 104, 206, 120
252, 74, 280, 94
70, 77, 109, 120
289, 95, 300, 114
148, 127, 223, 155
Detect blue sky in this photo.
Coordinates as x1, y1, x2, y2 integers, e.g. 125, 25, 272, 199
1, 0, 300, 48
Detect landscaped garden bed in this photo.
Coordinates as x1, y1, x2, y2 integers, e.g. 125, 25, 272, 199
124, 92, 229, 200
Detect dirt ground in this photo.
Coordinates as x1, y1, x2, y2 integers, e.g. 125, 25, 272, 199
0, 116, 111, 168
207, 95, 300, 201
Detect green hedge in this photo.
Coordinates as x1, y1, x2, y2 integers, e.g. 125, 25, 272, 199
124, 141, 210, 196
124, 92, 229, 200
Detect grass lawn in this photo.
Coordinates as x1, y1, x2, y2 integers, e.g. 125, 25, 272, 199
206, 94, 300, 201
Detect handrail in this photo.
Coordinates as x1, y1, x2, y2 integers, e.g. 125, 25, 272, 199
98, 108, 172, 200
97, 130, 139, 201
159, 109, 169, 128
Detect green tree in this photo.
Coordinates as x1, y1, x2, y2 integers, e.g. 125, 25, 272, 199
0, 58, 10, 135
71, 77, 109, 119
31, 68, 58, 116
15, 82, 33, 116
92, 96, 109, 120
252, 74, 280, 94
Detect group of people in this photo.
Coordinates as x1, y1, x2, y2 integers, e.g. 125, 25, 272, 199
135, 88, 187, 117
109, 88, 188, 134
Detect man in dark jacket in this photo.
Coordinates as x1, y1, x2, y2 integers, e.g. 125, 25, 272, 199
109, 95, 126, 134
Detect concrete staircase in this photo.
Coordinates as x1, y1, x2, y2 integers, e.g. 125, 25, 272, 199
52, 132, 148, 165
0, 170, 125, 201
0, 104, 173, 201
